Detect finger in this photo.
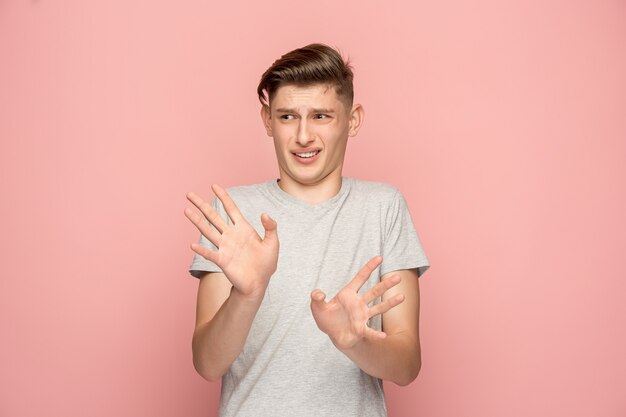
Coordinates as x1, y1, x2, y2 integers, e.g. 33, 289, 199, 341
212, 184, 244, 224
368, 293, 405, 318
364, 326, 388, 341
187, 192, 228, 233
190, 242, 219, 264
260, 213, 278, 243
310, 289, 327, 314
346, 256, 383, 292
362, 274, 401, 304
184, 206, 221, 248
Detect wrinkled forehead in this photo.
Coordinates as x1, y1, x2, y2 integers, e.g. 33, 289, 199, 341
269, 83, 348, 112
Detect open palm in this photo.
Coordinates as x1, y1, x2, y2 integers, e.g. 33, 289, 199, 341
310, 256, 405, 350
185, 184, 279, 298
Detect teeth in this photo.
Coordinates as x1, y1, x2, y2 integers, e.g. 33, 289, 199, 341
295, 151, 319, 158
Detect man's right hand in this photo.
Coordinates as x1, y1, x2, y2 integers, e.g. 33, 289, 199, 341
185, 184, 279, 300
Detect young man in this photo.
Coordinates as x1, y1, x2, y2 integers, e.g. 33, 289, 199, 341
185, 43, 429, 417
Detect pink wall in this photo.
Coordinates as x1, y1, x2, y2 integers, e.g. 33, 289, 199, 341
1, 1, 625, 416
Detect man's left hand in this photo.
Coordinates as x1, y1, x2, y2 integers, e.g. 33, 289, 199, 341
310, 256, 405, 351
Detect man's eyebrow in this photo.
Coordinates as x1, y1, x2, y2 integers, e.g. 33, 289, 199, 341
274, 108, 336, 113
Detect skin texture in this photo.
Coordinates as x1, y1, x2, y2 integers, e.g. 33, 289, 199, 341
186, 83, 421, 386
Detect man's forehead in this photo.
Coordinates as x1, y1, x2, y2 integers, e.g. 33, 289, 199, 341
271, 84, 344, 110
276, 83, 335, 98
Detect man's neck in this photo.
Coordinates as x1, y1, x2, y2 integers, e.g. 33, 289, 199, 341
277, 173, 343, 205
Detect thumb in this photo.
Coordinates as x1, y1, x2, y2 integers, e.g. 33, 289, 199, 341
310, 289, 327, 313
260, 213, 278, 242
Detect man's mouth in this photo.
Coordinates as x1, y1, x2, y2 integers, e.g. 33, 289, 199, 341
293, 150, 321, 158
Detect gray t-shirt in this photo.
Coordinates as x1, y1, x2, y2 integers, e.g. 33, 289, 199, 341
189, 177, 429, 417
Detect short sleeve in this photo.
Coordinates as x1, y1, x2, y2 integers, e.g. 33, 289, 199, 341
188, 196, 228, 278
380, 190, 430, 277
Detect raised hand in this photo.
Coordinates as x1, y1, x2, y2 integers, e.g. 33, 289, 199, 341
310, 256, 405, 350
185, 184, 279, 299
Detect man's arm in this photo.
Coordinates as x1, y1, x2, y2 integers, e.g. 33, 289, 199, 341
310, 258, 421, 386
185, 184, 279, 381
338, 268, 421, 386
191, 272, 264, 381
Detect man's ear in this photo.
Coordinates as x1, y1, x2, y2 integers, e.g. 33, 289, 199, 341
348, 103, 364, 137
260, 105, 273, 137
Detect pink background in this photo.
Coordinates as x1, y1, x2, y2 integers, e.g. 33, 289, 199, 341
1, 1, 625, 416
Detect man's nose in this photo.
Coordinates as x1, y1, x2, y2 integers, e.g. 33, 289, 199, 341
296, 120, 314, 146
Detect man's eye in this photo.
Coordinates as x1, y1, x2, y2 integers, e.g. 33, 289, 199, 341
280, 114, 295, 120
314, 114, 329, 119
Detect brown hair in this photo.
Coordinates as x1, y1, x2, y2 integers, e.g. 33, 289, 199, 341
257, 43, 354, 109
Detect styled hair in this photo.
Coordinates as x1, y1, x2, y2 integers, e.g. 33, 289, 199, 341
257, 43, 354, 109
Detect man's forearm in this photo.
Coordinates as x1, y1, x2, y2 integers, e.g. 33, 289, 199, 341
192, 288, 263, 381
339, 332, 421, 386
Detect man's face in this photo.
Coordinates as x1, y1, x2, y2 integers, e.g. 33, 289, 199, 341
262, 83, 363, 189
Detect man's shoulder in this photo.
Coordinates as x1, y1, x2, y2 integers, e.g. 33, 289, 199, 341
223, 180, 271, 197
348, 177, 401, 200
212, 181, 274, 212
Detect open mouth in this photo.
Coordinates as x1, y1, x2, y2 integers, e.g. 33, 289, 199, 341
293, 150, 321, 159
